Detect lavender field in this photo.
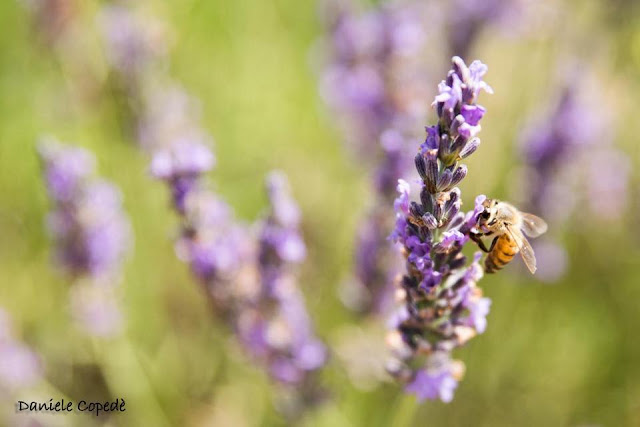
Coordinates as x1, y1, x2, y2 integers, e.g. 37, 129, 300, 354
1, 0, 639, 425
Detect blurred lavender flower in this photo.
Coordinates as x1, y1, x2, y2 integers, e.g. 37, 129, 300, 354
320, 0, 436, 315
39, 139, 131, 337
150, 138, 215, 213
138, 85, 212, 153
0, 309, 42, 393
98, 3, 169, 140
519, 85, 626, 221
69, 284, 123, 337
177, 188, 257, 317
99, 4, 167, 91
237, 172, 326, 410
446, 0, 554, 59
320, 0, 434, 156
98, 1, 326, 414
386, 57, 492, 402
20, 0, 78, 49
0, 312, 40, 395
518, 77, 629, 281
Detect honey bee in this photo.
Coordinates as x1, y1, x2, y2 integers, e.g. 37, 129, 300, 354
470, 199, 548, 274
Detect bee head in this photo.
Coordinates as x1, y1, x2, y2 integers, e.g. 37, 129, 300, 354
478, 198, 499, 227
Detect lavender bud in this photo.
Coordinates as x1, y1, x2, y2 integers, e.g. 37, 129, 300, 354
450, 165, 468, 188
450, 134, 467, 155
437, 168, 454, 192
422, 213, 438, 230
425, 151, 439, 193
410, 202, 424, 219
459, 138, 480, 158
447, 212, 465, 230
433, 202, 443, 223
450, 115, 465, 136
415, 153, 427, 180
420, 187, 434, 213
442, 189, 461, 225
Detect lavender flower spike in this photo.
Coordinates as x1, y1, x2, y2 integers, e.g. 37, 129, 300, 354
0, 309, 42, 392
320, 0, 435, 315
386, 57, 492, 402
39, 139, 131, 337
238, 171, 327, 412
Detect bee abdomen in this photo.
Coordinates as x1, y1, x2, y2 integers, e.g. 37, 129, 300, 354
484, 236, 518, 274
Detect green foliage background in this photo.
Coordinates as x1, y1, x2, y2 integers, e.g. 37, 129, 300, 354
1, 0, 640, 425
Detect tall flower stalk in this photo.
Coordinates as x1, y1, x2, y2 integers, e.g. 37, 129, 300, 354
518, 77, 629, 281
151, 143, 328, 414
238, 172, 327, 415
39, 139, 132, 337
386, 57, 492, 402
96, 3, 327, 413
320, 0, 434, 314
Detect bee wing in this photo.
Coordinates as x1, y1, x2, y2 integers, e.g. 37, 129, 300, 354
520, 213, 548, 238
506, 224, 537, 274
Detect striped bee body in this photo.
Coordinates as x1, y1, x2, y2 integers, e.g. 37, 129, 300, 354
484, 233, 518, 273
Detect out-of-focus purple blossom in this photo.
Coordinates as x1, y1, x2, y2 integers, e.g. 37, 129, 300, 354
404, 352, 464, 403
171, 188, 257, 318
0, 309, 42, 392
238, 172, 326, 394
39, 140, 131, 337
320, 0, 437, 315
39, 141, 132, 281
150, 140, 215, 212
98, 4, 167, 86
69, 284, 122, 337
140, 88, 215, 214
386, 57, 492, 402
517, 76, 629, 280
446, 0, 553, 59
20, 0, 77, 47
137, 85, 211, 153
97, 1, 325, 414
584, 150, 630, 221
39, 141, 94, 203
320, 0, 435, 158
519, 84, 611, 218
530, 240, 568, 283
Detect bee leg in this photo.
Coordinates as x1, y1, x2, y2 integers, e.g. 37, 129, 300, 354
470, 232, 491, 253
488, 236, 499, 252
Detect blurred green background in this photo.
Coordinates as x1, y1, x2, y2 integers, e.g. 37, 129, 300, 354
1, 0, 640, 425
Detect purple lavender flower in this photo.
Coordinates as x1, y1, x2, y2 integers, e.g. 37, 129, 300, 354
517, 77, 629, 281
445, 0, 550, 59
519, 85, 626, 222
386, 57, 492, 402
237, 172, 327, 413
0, 309, 42, 392
39, 140, 131, 336
321, 0, 435, 315
175, 188, 257, 315
404, 352, 464, 403
446, 0, 505, 59
69, 284, 123, 338
97, 1, 325, 414
150, 139, 215, 212
20, 0, 77, 47
137, 85, 211, 152
240, 173, 326, 376
98, 4, 166, 87
320, 0, 434, 159
40, 141, 132, 280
